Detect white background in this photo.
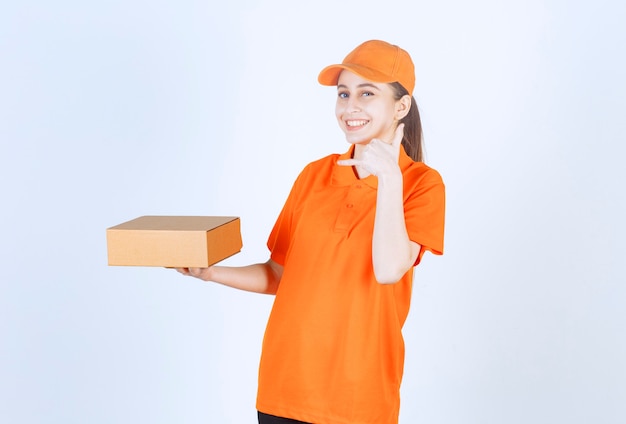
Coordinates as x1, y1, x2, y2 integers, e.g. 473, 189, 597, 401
1, 0, 625, 423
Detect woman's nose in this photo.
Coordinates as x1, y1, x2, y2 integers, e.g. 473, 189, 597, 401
346, 97, 361, 113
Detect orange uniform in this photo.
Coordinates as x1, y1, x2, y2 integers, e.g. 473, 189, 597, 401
257, 145, 445, 423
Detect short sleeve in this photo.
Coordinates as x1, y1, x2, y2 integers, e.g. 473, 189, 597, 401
267, 167, 308, 266
403, 167, 445, 266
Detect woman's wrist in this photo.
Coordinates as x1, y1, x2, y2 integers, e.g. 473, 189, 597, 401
377, 167, 403, 186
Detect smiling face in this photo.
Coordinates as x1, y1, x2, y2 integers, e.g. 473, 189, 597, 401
335, 70, 409, 146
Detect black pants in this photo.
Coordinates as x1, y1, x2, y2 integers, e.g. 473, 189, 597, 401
258, 411, 311, 424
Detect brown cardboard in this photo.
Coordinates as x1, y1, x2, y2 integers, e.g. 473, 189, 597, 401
107, 216, 242, 267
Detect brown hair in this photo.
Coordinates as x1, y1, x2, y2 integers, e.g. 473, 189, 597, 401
390, 82, 424, 162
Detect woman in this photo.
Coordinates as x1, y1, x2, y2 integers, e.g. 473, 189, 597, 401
178, 40, 445, 424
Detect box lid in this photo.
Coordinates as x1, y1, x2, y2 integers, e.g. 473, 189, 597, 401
108, 216, 239, 231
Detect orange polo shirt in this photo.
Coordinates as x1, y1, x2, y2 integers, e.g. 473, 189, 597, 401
257, 145, 445, 424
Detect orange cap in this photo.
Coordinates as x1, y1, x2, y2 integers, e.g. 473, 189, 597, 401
318, 40, 415, 95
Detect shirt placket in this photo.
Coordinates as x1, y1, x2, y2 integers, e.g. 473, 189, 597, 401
333, 182, 369, 233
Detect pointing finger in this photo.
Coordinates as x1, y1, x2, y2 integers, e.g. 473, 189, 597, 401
337, 159, 359, 167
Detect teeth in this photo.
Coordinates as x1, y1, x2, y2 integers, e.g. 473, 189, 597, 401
347, 120, 368, 127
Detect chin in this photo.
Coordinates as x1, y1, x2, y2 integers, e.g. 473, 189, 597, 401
344, 134, 371, 145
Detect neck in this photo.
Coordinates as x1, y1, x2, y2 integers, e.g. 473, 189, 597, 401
352, 144, 370, 179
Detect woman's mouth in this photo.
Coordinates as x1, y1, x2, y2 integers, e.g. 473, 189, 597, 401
345, 119, 369, 130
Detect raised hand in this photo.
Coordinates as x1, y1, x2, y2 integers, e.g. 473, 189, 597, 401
337, 124, 405, 178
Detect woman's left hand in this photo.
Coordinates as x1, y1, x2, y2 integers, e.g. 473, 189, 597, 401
337, 124, 404, 178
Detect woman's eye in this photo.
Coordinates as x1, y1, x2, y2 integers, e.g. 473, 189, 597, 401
338, 92, 349, 99
362, 91, 374, 97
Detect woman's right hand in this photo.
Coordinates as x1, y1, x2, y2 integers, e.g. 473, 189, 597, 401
175, 267, 213, 281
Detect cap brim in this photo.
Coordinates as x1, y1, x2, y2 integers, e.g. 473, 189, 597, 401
318, 63, 395, 87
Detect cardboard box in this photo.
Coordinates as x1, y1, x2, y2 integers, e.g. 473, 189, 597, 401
107, 216, 242, 267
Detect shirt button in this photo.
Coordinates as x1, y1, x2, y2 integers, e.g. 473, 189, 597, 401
346, 204, 354, 208
355, 184, 362, 189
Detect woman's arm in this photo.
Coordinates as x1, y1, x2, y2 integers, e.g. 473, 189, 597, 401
337, 124, 419, 284
372, 170, 420, 283
175, 259, 283, 294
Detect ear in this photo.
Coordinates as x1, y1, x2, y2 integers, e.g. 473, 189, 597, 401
394, 94, 412, 121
